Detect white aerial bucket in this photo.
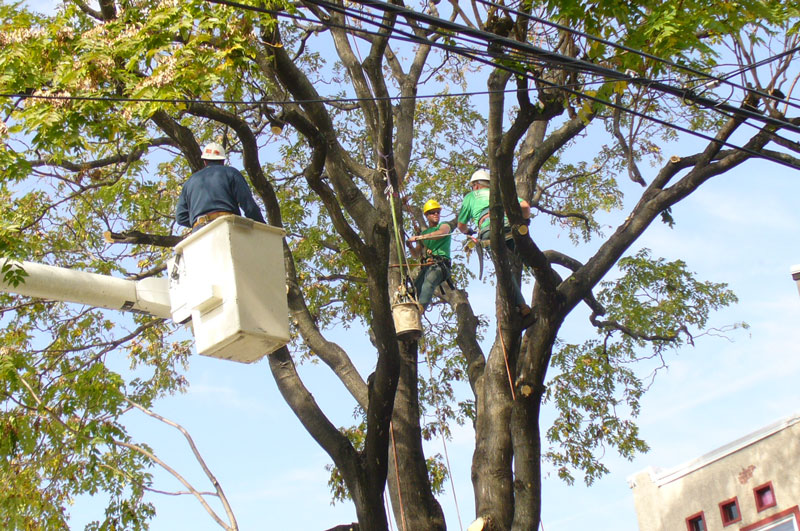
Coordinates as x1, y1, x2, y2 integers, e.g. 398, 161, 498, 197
792, 264, 800, 296
392, 301, 422, 341
168, 216, 289, 363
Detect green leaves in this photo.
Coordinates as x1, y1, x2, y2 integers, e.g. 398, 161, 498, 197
598, 249, 739, 347
546, 338, 650, 484
0, 328, 161, 530
545, 249, 740, 484
0, 226, 26, 287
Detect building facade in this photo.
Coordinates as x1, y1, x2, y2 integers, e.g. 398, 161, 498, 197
629, 414, 800, 531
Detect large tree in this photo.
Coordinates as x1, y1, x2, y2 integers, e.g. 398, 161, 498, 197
1, 0, 799, 529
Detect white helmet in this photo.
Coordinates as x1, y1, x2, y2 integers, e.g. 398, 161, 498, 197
201, 142, 226, 160
469, 169, 490, 184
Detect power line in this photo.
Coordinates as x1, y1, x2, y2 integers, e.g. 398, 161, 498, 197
265, 0, 798, 144
335, 0, 800, 135
289, 0, 800, 171
474, 0, 800, 112
205, 0, 679, 94
0, 88, 546, 106
716, 44, 800, 86
311, 0, 800, 117
7, 0, 796, 171
198, 0, 800, 170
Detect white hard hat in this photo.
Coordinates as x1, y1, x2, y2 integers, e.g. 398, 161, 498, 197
201, 142, 226, 160
469, 169, 490, 184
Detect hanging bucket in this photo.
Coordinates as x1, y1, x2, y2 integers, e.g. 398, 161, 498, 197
392, 302, 422, 341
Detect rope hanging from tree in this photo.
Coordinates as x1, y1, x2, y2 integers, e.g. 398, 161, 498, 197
385, 177, 418, 305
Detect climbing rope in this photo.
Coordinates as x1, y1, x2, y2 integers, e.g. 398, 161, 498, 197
389, 422, 409, 531
423, 349, 465, 531
385, 177, 418, 304
499, 328, 517, 401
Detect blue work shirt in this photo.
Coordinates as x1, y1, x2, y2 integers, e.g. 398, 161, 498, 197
176, 164, 266, 227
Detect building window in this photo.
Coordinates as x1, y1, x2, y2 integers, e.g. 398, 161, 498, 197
741, 506, 800, 531
755, 482, 778, 512
687, 512, 707, 531
720, 497, 742, 526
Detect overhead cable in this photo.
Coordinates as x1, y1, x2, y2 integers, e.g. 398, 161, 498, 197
279, 0, 800, 167
266, 0, 796, 142
715, 44, 800, 86
0, 88, 542, 106
336, 0, 800, 135
200, 0, 800, 170
474, 0, 800, 111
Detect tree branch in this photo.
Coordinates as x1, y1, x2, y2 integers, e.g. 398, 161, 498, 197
150, 110, 204, 172
589, 314, 687, 344
612, 99, 646, 186
72, 0, 103, 20
125, 398, 239, 530
267, 347, 369, 519
103, 230, 182, 248
29, 138, 174, 171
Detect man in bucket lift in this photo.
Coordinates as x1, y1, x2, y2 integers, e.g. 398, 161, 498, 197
176, 142, 266, 231
456, 169, 532, 319
406, 199, 452, 313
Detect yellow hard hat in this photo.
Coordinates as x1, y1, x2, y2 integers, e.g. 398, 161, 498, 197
422, 199, 442, 214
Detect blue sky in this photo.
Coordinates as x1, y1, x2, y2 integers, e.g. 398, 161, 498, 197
13, 1, 800, 530
62, 152, 800, 531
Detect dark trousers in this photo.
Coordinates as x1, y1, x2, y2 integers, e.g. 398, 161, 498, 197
479, 228, 526, 307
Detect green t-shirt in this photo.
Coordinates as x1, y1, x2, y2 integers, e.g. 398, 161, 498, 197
458, 188, 525, 231
421, 223, 451, 259
458, 188, 491, 230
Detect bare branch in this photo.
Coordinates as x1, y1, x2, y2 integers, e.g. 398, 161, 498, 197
125, 398, 239, 530
317, 274, 367, 284
29, 138, 174, 171
111, 439, 236, 531
611, 99, 646, 186
590, 313, 688, 344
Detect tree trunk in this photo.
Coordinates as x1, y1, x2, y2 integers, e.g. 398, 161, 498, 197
385, 340, 446, 530
471, 336, 515, 528
510, 390, 542, 531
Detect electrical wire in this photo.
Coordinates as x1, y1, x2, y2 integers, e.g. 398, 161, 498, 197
291, 0, 800, 170
473, 0, 800, 112
338, 0, 800, 123
207, 0, 627, 85
0, 88, 542, 106
206, 0, 683, 100
204, 0, 800, 169
5, 0, 798, 170
207, 0, 784, 132
715, 43, 800, 86
329, 0, 800, 135
230, 0, 797, 148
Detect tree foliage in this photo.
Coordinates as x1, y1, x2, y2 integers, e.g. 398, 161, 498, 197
1, 0, 799, 529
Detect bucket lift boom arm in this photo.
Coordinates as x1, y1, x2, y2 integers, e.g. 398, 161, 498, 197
1, 260, 172, 319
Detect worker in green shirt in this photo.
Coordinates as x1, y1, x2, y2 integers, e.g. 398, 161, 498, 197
456, 169, 532, 318
407, 199, 452, 313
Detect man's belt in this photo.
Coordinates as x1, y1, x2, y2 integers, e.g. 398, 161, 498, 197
193, 211, 234, 228
423, 255, 451, 267
478, 226, 514, 245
